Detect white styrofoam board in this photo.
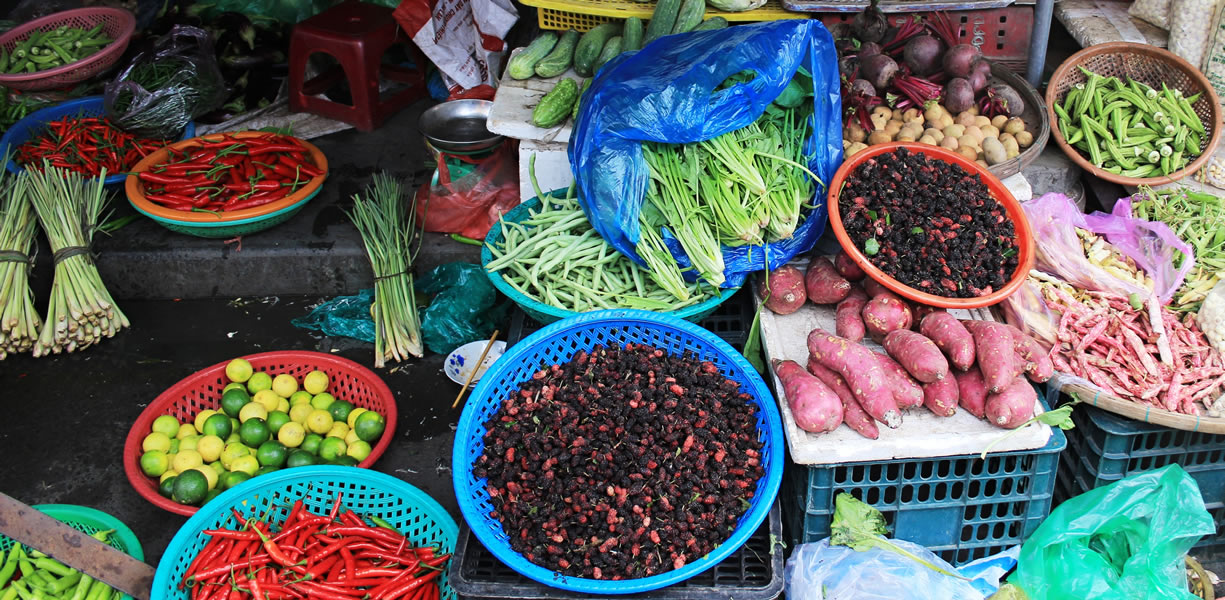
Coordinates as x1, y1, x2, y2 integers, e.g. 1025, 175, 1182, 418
488, 48, 575, 144
1001, 173, 1032, 203
519, 139, 573, 202
760, 257, 1052, 465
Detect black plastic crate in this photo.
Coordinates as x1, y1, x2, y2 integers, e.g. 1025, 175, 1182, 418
447, 502, 785, 600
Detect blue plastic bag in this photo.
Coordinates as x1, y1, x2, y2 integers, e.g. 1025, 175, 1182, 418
568, 20, 843, 288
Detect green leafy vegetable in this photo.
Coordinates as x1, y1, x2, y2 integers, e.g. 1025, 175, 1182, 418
830, 493, 964, 578
979, 404, 1076, 460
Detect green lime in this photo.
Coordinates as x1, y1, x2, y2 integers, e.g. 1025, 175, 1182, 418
317, 437, 347, 462
327, 400, 355, 425
238, 418, 271, 447
168, 438, 180, 454
301, 433, 323, 455
254, 465, 280, 477
223, 382, 246, 394
204, 488, 222, 503
172, 469, 209, 505
220, 388, 251, 418
151, 415, 181, 438
353, 410, 386, 443
140, 451, 169, 477
289, 390, 313, 406
310, 392, 335, 411
256, 440, 288, 468
158, 476, 177, 499
220, 471, 251, 490
331, 455, 359, 467
247, 371, 273, 395
226, 358, 254, 383
286, 450, 317, 468
265, 411, 291, 435
202, 413, 233, 439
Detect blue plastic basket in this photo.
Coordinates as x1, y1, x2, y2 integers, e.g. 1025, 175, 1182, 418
482, 190, 739, 325
452, 309, 784, 595
0, 96, 196, 185
153, 466, 459, 600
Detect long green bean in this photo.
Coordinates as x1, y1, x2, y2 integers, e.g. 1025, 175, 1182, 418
1132, 185, 1225, 311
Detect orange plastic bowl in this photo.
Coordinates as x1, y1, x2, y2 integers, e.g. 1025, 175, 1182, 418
827, 142, 1035, 309
125, 131, 328, 223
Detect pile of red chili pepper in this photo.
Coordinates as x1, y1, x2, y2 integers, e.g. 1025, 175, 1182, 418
14, 115, 170, 177
138, 133, 324, 213
181, 494, 448, 600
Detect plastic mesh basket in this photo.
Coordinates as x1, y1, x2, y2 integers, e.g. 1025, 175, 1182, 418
0, 504, 144, 600
152, 466, 458, 600
122, 351, 398, 517
522, 0, 807, 31
0, 7, 136, 91
452, 309, 784, 594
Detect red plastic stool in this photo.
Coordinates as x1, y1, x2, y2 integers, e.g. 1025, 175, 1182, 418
288, 0, 427, 131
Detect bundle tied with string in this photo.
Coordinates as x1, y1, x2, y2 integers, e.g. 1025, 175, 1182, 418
0, 165, 41, 358
23, 162, 129, 355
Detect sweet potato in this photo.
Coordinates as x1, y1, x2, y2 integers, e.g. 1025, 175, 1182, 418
961, 320, 1016, 393
883, 329, 949, 383
808, 358, 879, 439
862, 278, 891, 298
1026, 352, 1054, 383
756, 265, 807, 315
922, 376, 959, 417
834, 250, 866, 281
873, 350, 925, 409
1003, 324, 1054, 383
835, 288, 869, 342
910, 304, 944, 329
805, 259, 853, 304
955, 368, 988, 418
807, 329, 902, 428
985, 377, 1037, 429
863, 295, 913, 343
773, 359, 844, 433
919, 312, 975, 371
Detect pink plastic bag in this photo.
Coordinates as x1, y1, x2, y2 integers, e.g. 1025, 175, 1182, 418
1082, 195, 1195, 305
415, 140, 520, 241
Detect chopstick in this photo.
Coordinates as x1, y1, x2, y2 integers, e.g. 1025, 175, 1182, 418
452, 329, 499, 409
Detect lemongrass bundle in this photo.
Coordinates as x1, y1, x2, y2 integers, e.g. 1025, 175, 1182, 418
0, 173, 41, 358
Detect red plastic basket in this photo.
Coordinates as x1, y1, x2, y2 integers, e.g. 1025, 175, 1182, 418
0, 7, 136, 92
122, 351, 398, 517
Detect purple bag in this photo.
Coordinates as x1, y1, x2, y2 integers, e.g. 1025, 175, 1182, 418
1083, 196, 1194, 305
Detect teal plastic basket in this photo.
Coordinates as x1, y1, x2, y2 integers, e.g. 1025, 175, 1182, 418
0, 504, 145, 600
127, 186, 320, 239
153, 466, 458, 600
481, 190, 738, 324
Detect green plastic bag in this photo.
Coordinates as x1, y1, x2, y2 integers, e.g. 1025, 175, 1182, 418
419, 263, 507, 355
1009, 464, 1215, 600
291, 289, 377, 343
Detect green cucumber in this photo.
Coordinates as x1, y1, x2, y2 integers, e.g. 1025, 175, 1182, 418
573, 79, 592, 120
644, 0, 682, 44
574, 23, 620, 77
535, 29, 580, 78
692, 17, 729, 31
593, 36, 623, 73
507, 32, 558, 80
622, 17, 644, 51
672, 0, 706, 34
533, 78, 579, 128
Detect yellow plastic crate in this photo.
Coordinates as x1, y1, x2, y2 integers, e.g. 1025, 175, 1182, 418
523, 0, 808, 31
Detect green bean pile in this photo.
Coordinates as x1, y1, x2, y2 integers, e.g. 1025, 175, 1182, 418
1054, 67, 1206, 178
485, 184, 720, 314
1132, 185, 1225, 311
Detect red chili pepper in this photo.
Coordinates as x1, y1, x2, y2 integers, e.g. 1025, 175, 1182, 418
339, 511, 366, 528
188, 556, 273, 582
203, 530, 260, 541
182, 538, 229, 588
339, 547, 357, 581
377, 569, 440, 600
272, 516, 329, 544
139, 172, 183, 185
287, 581, 360, 600
354, 549, 421, 566
326, 527, 408, 548
223, 188, 290, 211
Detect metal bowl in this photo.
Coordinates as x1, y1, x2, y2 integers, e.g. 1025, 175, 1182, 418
418, 99, 503, 153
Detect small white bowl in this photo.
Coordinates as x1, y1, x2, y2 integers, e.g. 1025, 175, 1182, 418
444, 340, 507, 385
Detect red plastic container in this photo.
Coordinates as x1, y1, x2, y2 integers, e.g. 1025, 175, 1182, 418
0, 7, 136, 92
827, 142, 1035, 309
122, 351, 398, 517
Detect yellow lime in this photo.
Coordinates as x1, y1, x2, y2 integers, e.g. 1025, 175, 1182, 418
151, 415, 180, 437
306, 409, 334, 435
140, 451, 169, 477
353, 411, 386, 443
225, 432, 240, 445
290, 391, 313, 406
142, 432, 171, 453
202, 413, 233, 439
226, 358, 254, 383
310, 393, 335, 411
303, 370, 329, 395
209, 461, 226, 477
191, 465, 219, 491
317, 437, 348, 461
344, 429, 360, 445
346, 440, 372, 462
176, 423, 198, 440
194, 410, 219, 434
230, 455, 260, 476
238, 402, 268, 423
246, 371, 273, 394
220, 442, 250, 469
278, 422, 306, 448
347, 407, 368, 429
223, 382, 246, 394
172, 470, 209, 505
276, 398, 290, 413
178, 436, 200, 451
272, 374, 298, 398
253, 389, 281, 412
326, 422, 349, 439
172, 450, 203, 473
289, 403, 314, 424
197, 435, 225, 463
159, 469, 178, 484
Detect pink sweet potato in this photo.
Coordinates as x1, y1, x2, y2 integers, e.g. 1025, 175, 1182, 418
834, 250, 866, 281
955, 368, 988, 418
883, 329, 949, 383
919, 312, 975, 371
808, 358, 879, 439
862, 278, 891, 298
863, 295, 913, 343
961, 320, 1016, 393
985, 377, 1037, 429
756, 265, 807, 315
835, 288, 869, 342
807, 329, 902, 428
805, 259, 853, 304
773, 359, 844, 433
1027, 352, 1054, 383
910, 304, 944, 329
872, 350, 925, 409
922, 376, 959, 417
1003, 324, 1054, 383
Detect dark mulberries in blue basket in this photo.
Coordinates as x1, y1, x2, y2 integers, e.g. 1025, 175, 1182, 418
473, 342, 765, 580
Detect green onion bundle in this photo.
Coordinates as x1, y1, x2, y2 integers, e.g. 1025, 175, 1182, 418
347, 173, 424, 366
25, 164, 129, 355
0, 171, 40, 358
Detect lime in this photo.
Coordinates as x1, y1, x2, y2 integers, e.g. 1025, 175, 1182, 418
209, 461, 226, 477
220, 443, 250, 469
230, 455, 260, 476
303, 370, 329, 395
202, 413, 233, 439
142, 432, 171, 453
254, 465, 280, 477
354, 411, 386, 443
226, 358, 254, 383
238, 402, 268, 424
175, 423, 198, 440
347, 407, 368, 429
327, 401, 354, 425
172, 449, 203, 473
317, 437, 348, 462
256, 440, 289, 468
151, 415, 181, 438
193, 410, 219, 434
140, 451, 169, 477
220, 471, 251, 490
172, 469, 209, 505
345, 429, 361, 445
289, 403, 314, 425
220, 388, 251, 418
238, 418, 271, 447
278, 422, 306, 448
346, 440, 372, 462
158, 476, 177, 499
265, 410, 291, 435
178, 436, 200, 451
332, 456, 359, 467
204, 488, 222, 503
306, 409, 334, 435
326, 422, 349, 439
253, 389, 281, 412
301, 434, 323, 455
225, 432, 241, 445
276, 398, 290, 414
272, 374, 298, 398
160, 469, 178, 484
286, 450, 317, 468
191, 465, 219, 490
197, 435, 225, 463
168, 438, 180, 454
223, 382, 246, 394
310, 392, 335, 411
247, 371, 273, 394
290, 391, 313, 406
